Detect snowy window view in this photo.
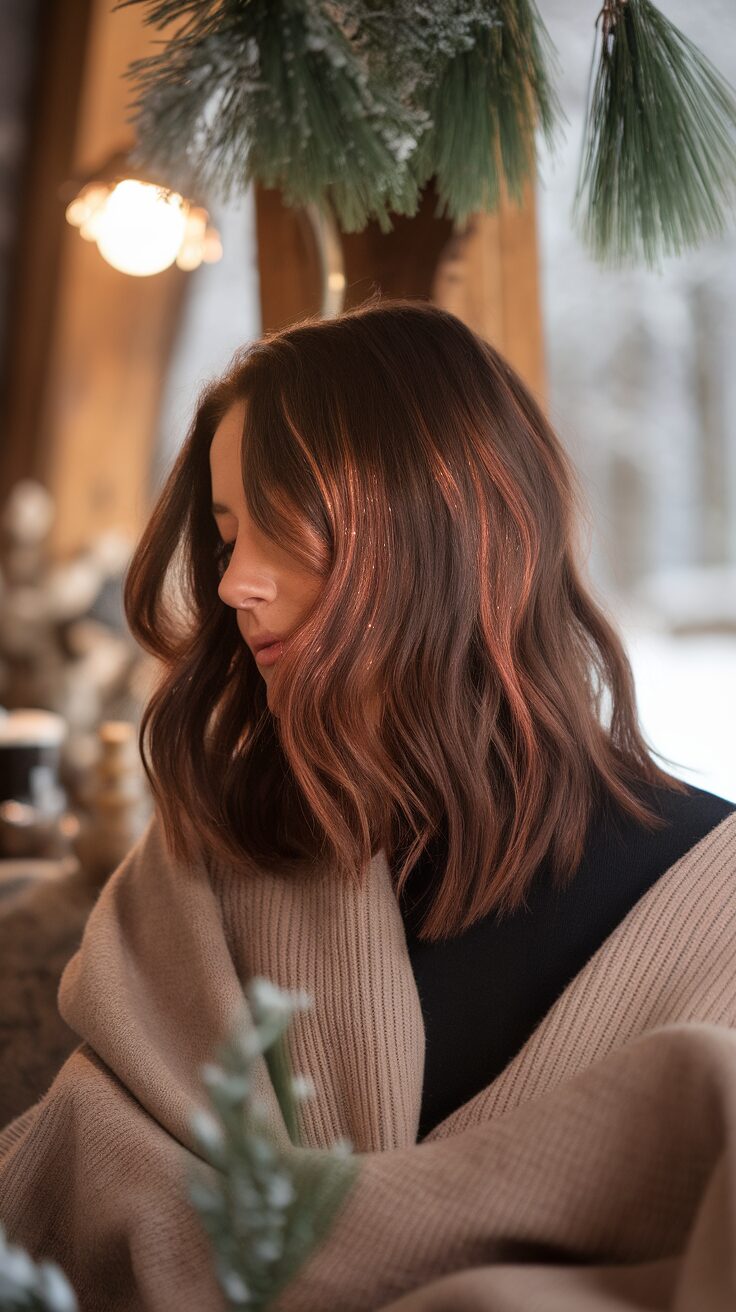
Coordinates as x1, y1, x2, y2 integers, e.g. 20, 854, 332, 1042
536, 0, 736, 802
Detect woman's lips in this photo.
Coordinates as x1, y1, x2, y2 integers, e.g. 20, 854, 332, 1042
254, 640, 285, 666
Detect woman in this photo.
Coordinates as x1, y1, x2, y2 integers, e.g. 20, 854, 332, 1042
1, 298, 735, 1311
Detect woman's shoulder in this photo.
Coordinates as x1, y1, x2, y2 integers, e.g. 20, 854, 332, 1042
531, 776, 736, 984
649, 777, 736, 829
594, 775, 736, 883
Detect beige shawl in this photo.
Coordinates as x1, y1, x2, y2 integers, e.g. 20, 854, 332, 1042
1, 806, 736, 1311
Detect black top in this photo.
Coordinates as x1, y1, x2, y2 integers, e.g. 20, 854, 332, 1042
395, 778, 736, 1141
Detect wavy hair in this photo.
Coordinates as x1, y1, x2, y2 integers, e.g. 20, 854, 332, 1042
124, 297, 688, 941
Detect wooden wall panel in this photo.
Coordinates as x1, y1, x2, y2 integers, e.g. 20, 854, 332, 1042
432, 174, 547, 408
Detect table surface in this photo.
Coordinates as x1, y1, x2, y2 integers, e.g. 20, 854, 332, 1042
0, 857, 79, 900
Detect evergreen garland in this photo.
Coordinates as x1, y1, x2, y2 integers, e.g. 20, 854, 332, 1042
115, 1, 736, 265
116, 0, 736, 266
116, 0, 561, 233
118, 0, 421, 233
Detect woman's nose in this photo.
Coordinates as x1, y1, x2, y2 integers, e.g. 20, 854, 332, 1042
218, 557, 247, 610
217, 539, 274, 613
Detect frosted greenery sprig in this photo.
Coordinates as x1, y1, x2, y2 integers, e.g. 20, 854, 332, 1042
188, 976, 360, 1310
0, 1223, 77, 1312
115, 0, 429, 234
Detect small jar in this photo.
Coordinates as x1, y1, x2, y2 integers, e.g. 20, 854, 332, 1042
0, 708, 75, 859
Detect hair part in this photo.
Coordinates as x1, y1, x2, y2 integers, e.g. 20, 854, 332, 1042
124, 296, 689, 942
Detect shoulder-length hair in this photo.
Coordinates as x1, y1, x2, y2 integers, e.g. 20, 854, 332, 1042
124, 296, 688, 941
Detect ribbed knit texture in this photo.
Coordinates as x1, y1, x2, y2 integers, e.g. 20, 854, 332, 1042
1, 807, 735, 1311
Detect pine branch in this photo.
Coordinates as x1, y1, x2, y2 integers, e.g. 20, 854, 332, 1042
116, 0, 428, 234
188, 977, 360, 1310
572, 0, 736, 269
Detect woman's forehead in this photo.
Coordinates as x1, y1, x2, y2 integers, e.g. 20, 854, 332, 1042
209, 402, 247, 512
210, 398, 246, 455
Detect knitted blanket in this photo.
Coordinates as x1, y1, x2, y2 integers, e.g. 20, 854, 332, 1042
1, 808, 736, 1311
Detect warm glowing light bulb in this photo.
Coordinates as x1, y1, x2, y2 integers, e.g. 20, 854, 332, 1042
66, 169, 223, 276
93, 179, 188, 276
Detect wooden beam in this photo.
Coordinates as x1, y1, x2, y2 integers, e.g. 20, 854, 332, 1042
1, 0, 190, 560
254, 171, 546, 405
0, 0, 94, 505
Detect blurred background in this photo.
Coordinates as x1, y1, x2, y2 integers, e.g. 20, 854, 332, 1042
0, 0, 733, 1129
0, 0, 734, 883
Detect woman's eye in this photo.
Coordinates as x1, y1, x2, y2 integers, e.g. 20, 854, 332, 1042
215, 540, 235, 570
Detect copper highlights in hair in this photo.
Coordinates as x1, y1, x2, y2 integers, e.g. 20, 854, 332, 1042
123, 297, 688, 942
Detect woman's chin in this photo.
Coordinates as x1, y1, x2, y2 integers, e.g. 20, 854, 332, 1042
264, 673, 280, 714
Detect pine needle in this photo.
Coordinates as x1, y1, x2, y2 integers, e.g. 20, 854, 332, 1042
573, 0, 736, 269
414, 0, 565, 225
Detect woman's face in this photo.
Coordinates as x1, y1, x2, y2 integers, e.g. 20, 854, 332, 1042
209, 399, 323, 708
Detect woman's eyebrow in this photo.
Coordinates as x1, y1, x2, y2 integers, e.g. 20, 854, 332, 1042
211, 501, 232, 515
